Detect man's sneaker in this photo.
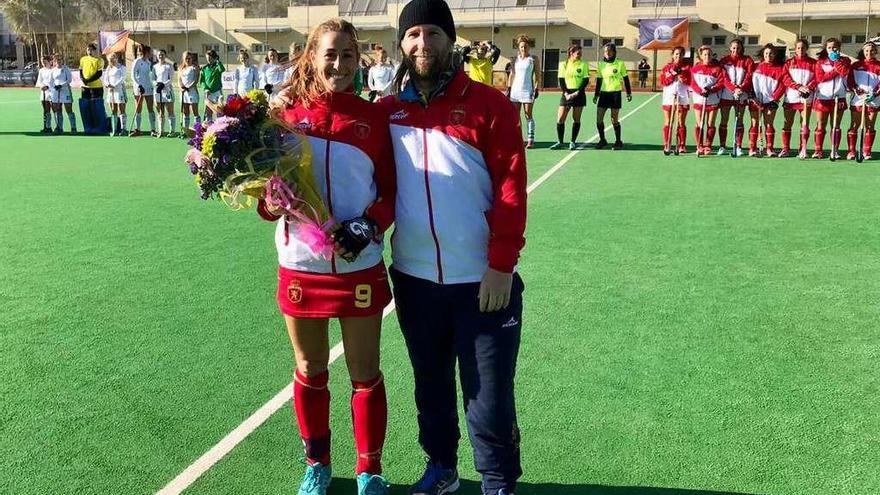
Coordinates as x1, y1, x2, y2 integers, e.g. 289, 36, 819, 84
595, 139, 608, 149
569, 141, 577, 150
525, 139, 534, 149
612, 140, 623, 150
549, 141, 564, 150
410, 462, 459, 495
357, 473, 390, 495
716, 146, 727, 156
298, 462, 331, 495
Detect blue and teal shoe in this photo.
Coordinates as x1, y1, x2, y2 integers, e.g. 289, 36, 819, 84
357, 472, 390, 495
409, 462, 459, 495
297, 462, 332, 495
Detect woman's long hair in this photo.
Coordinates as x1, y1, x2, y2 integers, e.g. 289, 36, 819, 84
286, 17, 360, 107
817, 37, 841, 59
756, 43, 781, 65
857, 41, 877, 61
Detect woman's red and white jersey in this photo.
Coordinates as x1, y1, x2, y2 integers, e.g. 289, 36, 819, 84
719, 55, 755, 100
275, 92, 396, 274
751, 62, 786, 104
813, 56, 851, 100
378, 70, 527, 284
849, 58, 880, 107
782, 56, 816, 104
690, 62, 727, 107
659, 62, 691, 105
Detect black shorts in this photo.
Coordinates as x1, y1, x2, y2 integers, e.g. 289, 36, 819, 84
597, 91, 622, 109
560, 91, 586, 108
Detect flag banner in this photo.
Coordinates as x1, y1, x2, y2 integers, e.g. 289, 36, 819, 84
100, 30, 131, 54
638, 18, 689, 50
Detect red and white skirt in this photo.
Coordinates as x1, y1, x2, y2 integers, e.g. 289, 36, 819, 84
277, 262, 392, 318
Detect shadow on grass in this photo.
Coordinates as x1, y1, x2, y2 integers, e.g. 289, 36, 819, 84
327, 478, 762, 495
0, 131, 110, 137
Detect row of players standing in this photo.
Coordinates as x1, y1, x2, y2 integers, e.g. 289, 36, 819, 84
660, 37, 879, 160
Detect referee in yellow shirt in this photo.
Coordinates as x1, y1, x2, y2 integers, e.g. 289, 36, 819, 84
462, 41, 500, 86
552, 44, 590, 150
593, 43, 632, 149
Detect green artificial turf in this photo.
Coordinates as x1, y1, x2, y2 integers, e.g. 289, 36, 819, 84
1, 87, 878, 495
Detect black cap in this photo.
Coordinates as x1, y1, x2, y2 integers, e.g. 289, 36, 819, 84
397, 0, 456, 43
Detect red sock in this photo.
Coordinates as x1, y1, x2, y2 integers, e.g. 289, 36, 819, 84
814, 128, 826, 153
677, 125, 687, 150
294, 370, 331, 465
847, 129, 858, 154
781, 129, 792, 151
749, 125, 759, 152
866, 130, 876, 154
351, 373, 387, 475
719, 124, 728, 148
831, 128, 842, 153
735, 123, 745, 148
800, 127, 811, 151
765, 125, 776, 152
694, 126, 703, 148
706, 126, 716, 149
663, 124, 671, 149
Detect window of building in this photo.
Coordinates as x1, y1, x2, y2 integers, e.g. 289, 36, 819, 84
202, 44, 220, 53
810, 35, 823, 46
226, 43, 241, 53
251, 43, 266, 53
744, 35, 759, 46
601, 37, 625, 47
841, 34, 868, 44
714, 35, 727, 46
167, 44, 175, 53
569, 38, 593, 48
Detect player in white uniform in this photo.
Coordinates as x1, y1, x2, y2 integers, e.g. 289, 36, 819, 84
49, 53, 76, 134
153, 49, 176, 137
178, 51, 201, 135
260, 48, 285, 95
234, 49, 259, 96
131, 44, 157, 137
102, 52, 128, 136
367, 47, 395, 101
507, 34, 541, 148
35, 55, 54, 133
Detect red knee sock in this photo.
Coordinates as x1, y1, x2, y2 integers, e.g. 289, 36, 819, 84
351, 373, 387, 475
677, 125, 687, 150
706, 126, 716, 149
781, 129, 792, 152
765, 125, 776, 152
719, 125, 728, 148
831, 127, 842, 153
735, 123, 745, 148
800, 127, 811, 152
814, 128, 826, 153
847, 129, 858, 154
662, 124, 671, 149
294, 370, 331, 465
866, 130, 876, 155
694, 126, 703, 149
749, 125, 759, 152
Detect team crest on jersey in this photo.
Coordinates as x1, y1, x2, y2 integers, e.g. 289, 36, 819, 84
354, 121, 371, 139
450, 106, 466, 125
390, 109, 409, 121
294, 117, 312, 131
287, 280, 303, 304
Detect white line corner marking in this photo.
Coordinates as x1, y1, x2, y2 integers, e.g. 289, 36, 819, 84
157, 92, 659, 495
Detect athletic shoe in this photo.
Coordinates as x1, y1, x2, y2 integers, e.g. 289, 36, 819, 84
830, 151, 842, 161
716, 146, 727, 156
410, 462, 459, 495
865, 153, 872, 160
811, 151, 824, 159
765, 149, 776, 158
54, 127, 63, 134
677, 145, 687, 154
595, 139, 608, 149
847, 151, 857, 161
70, 128, 77, 135
298, 462, 331, 495
549, 142, 564, 150
166, 132, 179, 138
612, 141, 623, 150
496, 490, 515, 495
525, 139, 534, 149
129, 129, 142, 137
777, 148, 790, 158
40, 127, 52, 133
733, 147, 744, 157
798, 149, 808, 160
357, 473, 390, 495
663, 148, 672, 156
748, 150, 758, 157
569, 142, 577, 151
150, 130, 160, 138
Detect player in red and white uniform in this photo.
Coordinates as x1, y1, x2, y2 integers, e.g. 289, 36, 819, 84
812, 38, 852, 159
261, 18, 395, 495
847, 41, 880, 160
749, 44, 786, 157
35, 55, 53, 133
690, 45, 727, 155
717, 39, 755, 156
659, 46, 691, 154
781, 39, 816, 159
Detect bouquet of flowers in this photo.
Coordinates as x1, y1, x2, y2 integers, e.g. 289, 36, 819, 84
184, 89, 334, 258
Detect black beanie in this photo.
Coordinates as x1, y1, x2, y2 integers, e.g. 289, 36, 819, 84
397, 0, 456, 43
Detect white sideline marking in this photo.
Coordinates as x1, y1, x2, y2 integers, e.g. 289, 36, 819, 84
157, 93, 659, 495
527, 93, 660, 194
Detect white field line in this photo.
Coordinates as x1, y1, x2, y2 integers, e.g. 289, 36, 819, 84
156, 92, 659, 495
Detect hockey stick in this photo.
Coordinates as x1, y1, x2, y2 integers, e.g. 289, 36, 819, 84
857, 98, 868, 163
731, 100, 743, 158
755, 92, 765, 157
799, 91, 809, 159
830, 74, 841, 162
698, 100, 708, 158
667, 96, 678, 156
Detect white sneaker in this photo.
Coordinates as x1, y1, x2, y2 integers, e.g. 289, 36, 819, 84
716, 146, 727, 156
569, 142, 578, 150
733, 147, 744, 157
